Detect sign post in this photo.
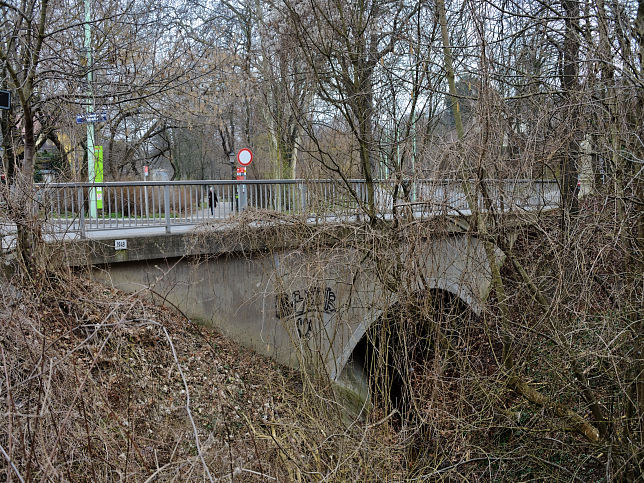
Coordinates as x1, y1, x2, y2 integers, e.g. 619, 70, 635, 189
83, 0, 97, 218
236, 149, 252, 210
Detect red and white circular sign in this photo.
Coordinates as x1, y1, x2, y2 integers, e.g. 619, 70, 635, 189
237, 148, 253, 166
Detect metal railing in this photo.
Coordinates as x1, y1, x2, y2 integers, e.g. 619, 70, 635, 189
33, 179, 560, 237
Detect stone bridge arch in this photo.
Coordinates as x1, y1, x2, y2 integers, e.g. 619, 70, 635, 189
317, 234, 498, 381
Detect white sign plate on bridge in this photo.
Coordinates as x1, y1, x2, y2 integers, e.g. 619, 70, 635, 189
115, 239, 127, 250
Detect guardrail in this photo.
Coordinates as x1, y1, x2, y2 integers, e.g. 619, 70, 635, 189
32, 179, 560, 237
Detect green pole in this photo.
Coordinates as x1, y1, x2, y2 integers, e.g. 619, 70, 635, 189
84, 0, 96, 218
95, 145, 103, 209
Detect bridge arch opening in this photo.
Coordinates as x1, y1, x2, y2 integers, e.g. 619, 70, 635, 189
337, 289, 480, 426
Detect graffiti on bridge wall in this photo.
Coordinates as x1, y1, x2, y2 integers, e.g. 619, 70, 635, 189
275, 286, 336, 339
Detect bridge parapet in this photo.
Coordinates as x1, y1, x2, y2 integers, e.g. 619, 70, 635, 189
33, 179, 559, 238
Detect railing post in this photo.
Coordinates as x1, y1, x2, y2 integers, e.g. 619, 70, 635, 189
164, 184, 171, 234
78, 187, 86, 239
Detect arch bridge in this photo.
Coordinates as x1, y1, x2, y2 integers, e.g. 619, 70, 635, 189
42, 178, 560, 388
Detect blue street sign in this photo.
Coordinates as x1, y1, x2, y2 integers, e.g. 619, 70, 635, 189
76, 111, 107, 124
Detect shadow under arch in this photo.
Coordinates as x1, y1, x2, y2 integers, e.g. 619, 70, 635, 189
334, 287, 481, 417
331, 280, 482, 383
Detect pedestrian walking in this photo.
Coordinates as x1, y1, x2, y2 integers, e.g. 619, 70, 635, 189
208, 187, 218, 215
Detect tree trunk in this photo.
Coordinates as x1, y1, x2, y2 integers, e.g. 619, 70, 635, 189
15, 103, 39, 274
436, 0, 464, 141
1, 107, 16, 181
357, 90, 376, 222
631, 0, 644, 445
560, 0, 580, 231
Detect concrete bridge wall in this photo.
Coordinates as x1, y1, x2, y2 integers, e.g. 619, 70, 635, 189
88, 231, 497, 380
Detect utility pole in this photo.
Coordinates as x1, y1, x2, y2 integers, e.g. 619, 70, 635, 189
84, 0, 96, 218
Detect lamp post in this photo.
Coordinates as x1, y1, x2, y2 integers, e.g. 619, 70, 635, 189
229, 151, 235, 180
229, 151, 237, 211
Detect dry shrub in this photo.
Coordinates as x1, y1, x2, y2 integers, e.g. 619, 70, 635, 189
0, 267, 297, 481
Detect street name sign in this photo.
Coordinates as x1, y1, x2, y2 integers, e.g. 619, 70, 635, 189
76, 112, 107, 124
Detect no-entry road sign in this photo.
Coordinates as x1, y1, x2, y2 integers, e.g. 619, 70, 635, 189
237, 148, 253, 166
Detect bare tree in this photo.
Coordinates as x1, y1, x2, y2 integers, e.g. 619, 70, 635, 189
279, 0, 420, 221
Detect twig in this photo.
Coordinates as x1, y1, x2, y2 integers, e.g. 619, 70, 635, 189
529, 454, 587, 482
142, 461, 180, 483
147, 287, 192, 323
416, 456, 495, 479
240, 468, 277, 480
0, 444, 25, 483
160, 325, 214, 482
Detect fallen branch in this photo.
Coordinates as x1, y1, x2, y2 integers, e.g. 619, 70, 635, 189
509, 375, 600, 443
